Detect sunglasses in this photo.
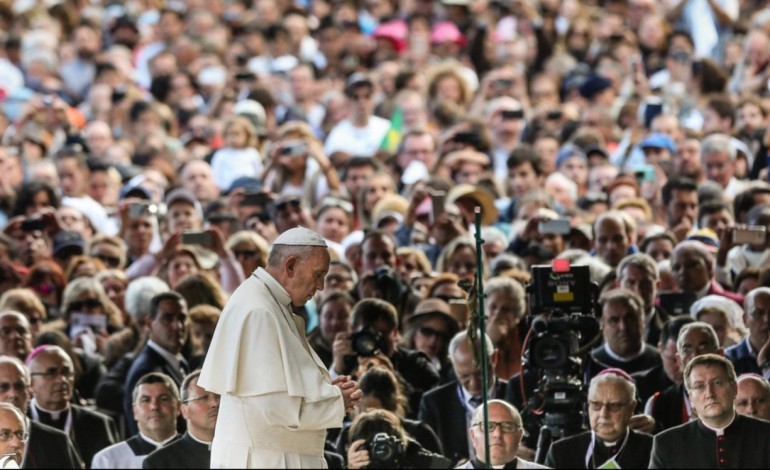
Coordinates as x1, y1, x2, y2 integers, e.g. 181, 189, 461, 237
233, 250, 259, 260
274, 199, 302, 212
94, 254, 121, 268
70, 298, 101, 311
418, 326, 448, 340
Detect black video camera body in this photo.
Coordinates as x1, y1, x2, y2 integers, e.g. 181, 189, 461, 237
367, 433, 404, 469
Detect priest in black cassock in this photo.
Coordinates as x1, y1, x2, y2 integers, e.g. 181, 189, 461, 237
650, 354, 770, 469
143, 371, 215, 469
545, 369, 653, 469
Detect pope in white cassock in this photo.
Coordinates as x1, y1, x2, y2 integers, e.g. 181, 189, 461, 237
199, 227, 362, 468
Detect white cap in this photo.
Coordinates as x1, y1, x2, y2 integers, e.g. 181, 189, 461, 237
273, 226, 327, 247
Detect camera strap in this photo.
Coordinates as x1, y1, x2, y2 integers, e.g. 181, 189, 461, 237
585, 429, 629, 469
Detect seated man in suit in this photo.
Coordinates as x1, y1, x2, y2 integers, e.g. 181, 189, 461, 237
419, 330, 506, 465
460, 400, 547, 469
590, 289, 662, 375
124, 292, 190, 436
27, 345, 118, 468
92, 372, 181, 468
0, 356, 82, 469
735, 373, 770, 421
645, 321, 720, 432
650, 354, 770, 468
546, 369, 653, 468
725, 287, 770, 375
143, 370, 217, 469
632, 315, 694, 404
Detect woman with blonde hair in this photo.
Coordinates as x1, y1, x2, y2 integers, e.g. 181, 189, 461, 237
262, 121, 341, 207
0, 288, 47, 339
435, 236, 486, 283
357, 171, 397, 229
425, 61, 473, 110
226, 230, 270, 276
59, 277, 124, 356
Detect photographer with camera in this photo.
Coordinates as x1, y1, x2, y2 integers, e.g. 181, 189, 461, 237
354, 230, 421, 327
346, 409, 451, 469
331, 298, 439, 420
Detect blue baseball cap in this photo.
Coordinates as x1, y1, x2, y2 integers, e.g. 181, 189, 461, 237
639, 133, 676, 154
579, 75, 612, 99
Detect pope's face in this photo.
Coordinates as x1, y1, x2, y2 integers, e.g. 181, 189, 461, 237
287, 248, 330, 306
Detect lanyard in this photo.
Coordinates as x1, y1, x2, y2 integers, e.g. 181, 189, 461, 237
585, 430, 629, 469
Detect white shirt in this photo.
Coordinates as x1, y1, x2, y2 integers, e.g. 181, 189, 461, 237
323, 117, 390, 157
91, 433, 177, 469
210, 147, 263, 191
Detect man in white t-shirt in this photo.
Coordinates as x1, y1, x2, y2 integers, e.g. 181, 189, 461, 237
323, 73, 390, 157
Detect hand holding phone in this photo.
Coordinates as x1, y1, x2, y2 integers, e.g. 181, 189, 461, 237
181, 230, 213, 248
430, 190, 446, 225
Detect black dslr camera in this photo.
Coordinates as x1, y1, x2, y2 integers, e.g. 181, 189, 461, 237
367, 433, 404, 469
350, 327, 384, 357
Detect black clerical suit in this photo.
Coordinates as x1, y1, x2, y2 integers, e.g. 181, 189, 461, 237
23, 421, 83, 469
590, 343, 662, 375
30, 402, 118, 469
632, 363, 674, 405
648, 383, 689, 432
143, 433, 209, 469
650, 413, 770, 468
545, 429, 653, 469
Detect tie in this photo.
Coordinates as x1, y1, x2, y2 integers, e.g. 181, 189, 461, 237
469, 396, 482, 410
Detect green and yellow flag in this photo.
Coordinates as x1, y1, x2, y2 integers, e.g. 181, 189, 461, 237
379, 107, 403, 154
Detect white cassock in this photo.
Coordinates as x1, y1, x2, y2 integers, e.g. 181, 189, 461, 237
199, 268, 345, 469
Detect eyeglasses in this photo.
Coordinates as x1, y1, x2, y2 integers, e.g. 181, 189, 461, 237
249, 212, 272, 224
183, 392, 220, 404
0, 327, 29, 338
30, 367, 74, 380
69, 298, 101, 311
0, 381, 27, 394
317, 197, 354, 216
274, 199, 302, 212
688, 378, 731, 395
473, 421, 519, 433
588, 400, 632, 413
233, 250, 259, 260
749, 308, 770, 320
0, 430, 27, 442
435, 295, 464, 303
94, 254, 121, 268
418, 326, 447, 340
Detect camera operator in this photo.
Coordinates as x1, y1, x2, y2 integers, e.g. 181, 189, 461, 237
354, 230, 420, 327
346, 409, 451, 469
331, 299, 439, 419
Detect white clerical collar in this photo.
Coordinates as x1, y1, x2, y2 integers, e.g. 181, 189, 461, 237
31, 398, 69, 419
255, 268, 291, 307
701, 411, 736, 436
147, 340, 183, 371
187, 429, 213, 446
139, 431, 178, 448
603, 342, 646, 363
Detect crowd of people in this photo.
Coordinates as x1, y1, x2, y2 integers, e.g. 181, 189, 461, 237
0, 0, 769, 468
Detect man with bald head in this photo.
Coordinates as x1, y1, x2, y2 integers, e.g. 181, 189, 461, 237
27, 345, 117, 467
725, 288, 770, 376
0, 402, 28, 467
671, 241, 744, 303
180, 161, 220, 205
0, 356, 82, 468
593, 211, 634, 267
0, 312, 33, 362
735, 374, 770, 421
84, 121, 114, 160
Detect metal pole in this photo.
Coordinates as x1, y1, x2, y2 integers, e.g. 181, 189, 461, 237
474, 207, 491, 468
